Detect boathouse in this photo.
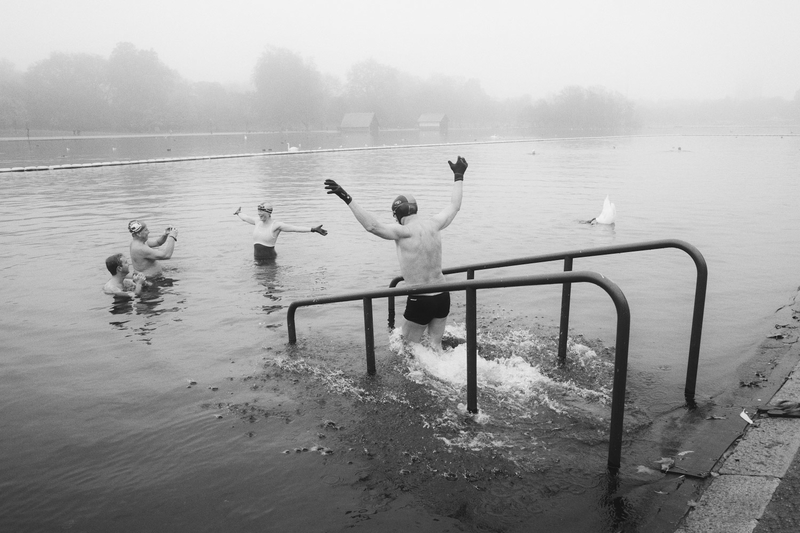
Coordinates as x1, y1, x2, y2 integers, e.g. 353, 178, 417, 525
417, 113, 449, 135
340, 113, 379, 136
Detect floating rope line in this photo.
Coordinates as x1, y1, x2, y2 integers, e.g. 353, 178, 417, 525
0, 138, 538, 173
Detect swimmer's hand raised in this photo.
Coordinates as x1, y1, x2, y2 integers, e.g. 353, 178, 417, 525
324, 179, 352, 205
448, 156, 468, 181
311, 225, 328, 236
234, 207, 241, 216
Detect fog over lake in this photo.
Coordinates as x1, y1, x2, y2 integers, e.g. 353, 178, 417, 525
3, 0, 799, 102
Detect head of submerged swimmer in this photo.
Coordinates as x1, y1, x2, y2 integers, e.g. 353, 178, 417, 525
106, 253, 127, 275
128, 219, 148, 239
257, 202, 273, 219
391, 194, 417, 223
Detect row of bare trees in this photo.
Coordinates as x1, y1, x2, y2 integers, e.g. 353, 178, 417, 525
2, 43, 797, 135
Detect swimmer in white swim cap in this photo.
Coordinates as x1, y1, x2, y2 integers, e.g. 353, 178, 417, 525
128, 219, 178, 278
233, 200, 327, 261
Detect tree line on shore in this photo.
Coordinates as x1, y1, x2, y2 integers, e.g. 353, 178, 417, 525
0, 43, 798, 136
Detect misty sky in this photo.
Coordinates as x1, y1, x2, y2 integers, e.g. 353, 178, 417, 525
4, 0, 799, 101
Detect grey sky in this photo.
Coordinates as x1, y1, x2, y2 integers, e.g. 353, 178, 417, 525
4, 0, 799, 101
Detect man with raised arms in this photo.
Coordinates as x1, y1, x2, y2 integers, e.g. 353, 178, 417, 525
128, 220, 178, 278
234, 202, 327, 261
324, 156, 467, 350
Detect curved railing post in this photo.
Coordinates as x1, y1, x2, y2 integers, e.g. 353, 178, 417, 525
605, 282, 631, 473
558, 256, 574, 366
683, 247, 708, 406
388, 276, 402, 329
466, 286, 478, 413
287, 302, 298, 343
364, 297, 376, 375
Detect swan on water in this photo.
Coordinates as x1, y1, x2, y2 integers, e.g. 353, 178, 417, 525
587, 195, 616, 225
286, 142, 300, 152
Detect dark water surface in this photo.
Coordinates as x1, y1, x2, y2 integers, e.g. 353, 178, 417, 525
1, 130, 799, 532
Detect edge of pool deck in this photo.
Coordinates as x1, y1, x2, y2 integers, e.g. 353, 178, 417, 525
674, 298, 800, 533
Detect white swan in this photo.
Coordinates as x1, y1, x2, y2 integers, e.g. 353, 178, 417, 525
286, 142, 299, 152
590, 195, 616, 225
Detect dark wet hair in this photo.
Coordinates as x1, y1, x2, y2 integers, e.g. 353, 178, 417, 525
106, 253, 124, 274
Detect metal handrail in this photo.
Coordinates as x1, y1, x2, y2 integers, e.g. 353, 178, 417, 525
388, 238, 707, 406
287, 270, 631, 472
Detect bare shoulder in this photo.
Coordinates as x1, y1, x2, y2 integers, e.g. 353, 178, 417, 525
103, 280, 123, 295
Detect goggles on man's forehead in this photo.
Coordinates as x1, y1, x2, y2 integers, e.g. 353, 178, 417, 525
128, 220, 144, 234
257, 204, 273, 213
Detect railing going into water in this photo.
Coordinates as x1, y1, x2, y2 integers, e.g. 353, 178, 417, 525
287, 270, 631, 471
388, 239, 707, 406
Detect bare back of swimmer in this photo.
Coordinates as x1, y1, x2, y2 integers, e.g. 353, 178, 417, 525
324, 156, 467, 349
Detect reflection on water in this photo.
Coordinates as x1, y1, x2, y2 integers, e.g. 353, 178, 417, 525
253, 259, 284, 318
108, 275, 183, 343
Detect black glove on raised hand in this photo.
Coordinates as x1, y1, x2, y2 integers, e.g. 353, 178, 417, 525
324, 179, 352, 204
311, 225, 328, 236
448, 156, 468, 181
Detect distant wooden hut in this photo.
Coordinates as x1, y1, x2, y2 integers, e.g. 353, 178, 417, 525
340, 113, 379, 136
418, 113, 449, 135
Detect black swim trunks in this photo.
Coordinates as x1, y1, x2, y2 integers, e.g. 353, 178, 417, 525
403, 292, 450, 325
254, 243, 277, 260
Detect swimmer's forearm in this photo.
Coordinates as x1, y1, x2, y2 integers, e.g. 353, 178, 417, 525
236, 212, 256, 225
451, 180, 463, 209
280, 224, 313, 233
147, 234, 168, 247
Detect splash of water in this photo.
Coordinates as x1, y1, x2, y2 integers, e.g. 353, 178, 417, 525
390, 324, 613, 418
267, 323, 618, 455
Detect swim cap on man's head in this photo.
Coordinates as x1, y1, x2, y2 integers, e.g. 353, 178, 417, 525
257, 202, 273, 214
391, 194, 417, 222
128, 220, 144, 234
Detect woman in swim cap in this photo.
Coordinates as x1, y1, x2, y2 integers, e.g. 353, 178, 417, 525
233, 201, 328, 261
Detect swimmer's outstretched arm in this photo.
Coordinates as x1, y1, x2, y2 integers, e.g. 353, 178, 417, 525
234, 207, 257, 225
324, 179, 405, 240
273, 221, 328, 236
430, 156, 467, 230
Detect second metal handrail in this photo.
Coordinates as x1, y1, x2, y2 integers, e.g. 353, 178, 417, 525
387, 238, 707, 405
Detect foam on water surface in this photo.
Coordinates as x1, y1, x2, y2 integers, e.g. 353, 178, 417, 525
269, 323, 620, 456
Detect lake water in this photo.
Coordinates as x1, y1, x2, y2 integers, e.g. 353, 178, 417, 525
1, 129, 799, 532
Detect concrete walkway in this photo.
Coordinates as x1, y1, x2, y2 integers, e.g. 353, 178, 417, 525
675, 297, 800, 533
